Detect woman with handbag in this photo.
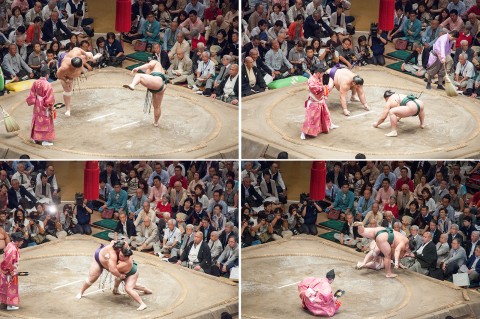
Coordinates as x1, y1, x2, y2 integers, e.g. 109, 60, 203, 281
25, 71, 55, 146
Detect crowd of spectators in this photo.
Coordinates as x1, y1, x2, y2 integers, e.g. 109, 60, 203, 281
240, 160, 480, 284
0, 160, 239, 278
125, 0, 239, 104
241, 0, 480, 98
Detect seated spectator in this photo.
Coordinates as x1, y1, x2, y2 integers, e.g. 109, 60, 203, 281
383, 196, 399, 219
441, 238, 467, 280
241, 176, 263, 208
157, 218, 181, 256
462, 245, 480, 282
134, 201, 156, 228
401, 41, 428, 77
2, 43, 33, 81
25, 16, 44, 45
122, 14, 143, 43
105, 32, 125, 67
265, 39, 294, 80
355, 188, 375, 221
458, 207, 477, 227
335, 38, 355, 68
100, 182, 128, 219
288, 40, 305, 75
156, 194, 172, 218
440, 9, 464, 32
211, 63, 239, 104
27, 42, 48, 79
211, 204, 227, 231
376, 178, 395, 209
138, 11, 160, 47
180, 10, 205, 39
206, 15, 230, 46
207, 230, 223, 263
58, 203, 82, 235
187, 51, 215, 92
407, 231, 437, 275
437, 233, 451, 267
73, 197, 93, 235
303, 10, 333, 39
66, 9, 93, 38
131, 216, 158, 252
422, 18, 442, 49
362, 203, 383, 226
7, 179, 36, 210
427, 219, 442, 244
328, 182, 354, 221
188, 202, 208, 226
242, 56, 267, 96
170, 181, 188, 214
453, 53, 475, 95
149, 42, 170, 70
437, 208, 452, 234
402, 11, 422, 43
465, 231, 480, 259
42, 10, 71, 42
113, 211, 135, 241
25, 2, 43, 26
381, 210, 399, 228
388, 6, 407, 41
177, 231, 212, 273
334, 212, 360, 246
149, 176, 168, 205
212, 236, 238, 277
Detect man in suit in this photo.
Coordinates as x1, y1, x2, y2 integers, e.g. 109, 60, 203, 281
241, 176, 263, 208
213, 235, 238, 277
464, 245, 480, 282
210, 63, 238, 104
242, 56, 267, 97
167, 48, 193, 84
150, 43, 170, 70
207, 231, 223, 263
465, 231, 480, 258
442, 238, 467, 280
381, 211, 400, 228
198, 217, 216, 243
219, 222, 236, 248
249, 47, 271, 77
178, 231, 211, 273
7, 178, 37, 209
178, 224, 195, 259
428, 219, 442, 244
448, 223, 463, 248
408, 231, 438, 275
113, 211, 136, 241
212, 55, 232, 92
334, 212, 360, 246
42, 10, 72, 42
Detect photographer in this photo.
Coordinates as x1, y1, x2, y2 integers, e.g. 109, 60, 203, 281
368, 24, 387, 66
300, 198, 322, 235
252, 214, 271, 243
73, 194, 93, 235
44, 207, 67, 241
354, 36, 373, 66
267, 208, 288, 240
241, 215, 261, 247
287, 204, 304, 235
26, 211, 46, 244
60, 204, 82, 235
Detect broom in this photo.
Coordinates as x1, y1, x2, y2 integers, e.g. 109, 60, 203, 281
0, 106, 20, 133
443, 63, 458, 97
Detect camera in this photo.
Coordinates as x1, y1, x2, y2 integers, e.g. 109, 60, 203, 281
370, 22, 378, 37
248, 221, 254, 227
329, 44, 335, 53
75, 193, 84, 207
282, 214, 288, 220
266, 214, 275, 223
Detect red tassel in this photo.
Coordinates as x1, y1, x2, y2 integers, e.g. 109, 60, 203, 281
378, 0, 395, 31
116, 0, 132, 33
310, 161, 326, 201
84, 161, 99, 201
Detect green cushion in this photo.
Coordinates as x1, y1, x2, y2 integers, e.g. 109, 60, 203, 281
386, 61, 423, 78
318, 231, 340, 243
318, 219, 345, 232
386, 50, 411, 61
267, 75, 308, 90
93, 219, 118, 231
126, 51, 152, 62
0, 68, 4, 91
125, 63, 145, 73
92, 230, 112, 241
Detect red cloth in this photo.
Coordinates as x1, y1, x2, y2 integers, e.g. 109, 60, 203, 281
169, 176, 188, 189
25, 24, 42, 44
455, 32, 473, 48
302, 75, 331, 136
383, 203, 399, 219
26, 77, 55, 142
204, 7, 222, 22
84, 162, 99, 201
287, 22, 304, 41
191, 34, 206, 51
378, 0, 395, 31
116, 0, 132, 32
395, 178, 414, 192
156, 201, 172, 218
310, 162, 326, 201
467, 6, 480, 16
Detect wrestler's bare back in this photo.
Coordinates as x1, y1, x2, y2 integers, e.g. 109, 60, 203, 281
57, 48, 89, 81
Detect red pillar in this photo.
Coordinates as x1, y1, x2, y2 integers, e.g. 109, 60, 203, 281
116, 0, 132, 33
84, 161, 99, 200
378, 0, 395, 31
310, 161, 326, 201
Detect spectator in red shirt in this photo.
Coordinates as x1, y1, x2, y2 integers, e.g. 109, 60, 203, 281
395, 167, 414, 192
466, 0, 480, 18
190, 29, 206, 51
169, 165, 188, 191
156, 194, 172, 218
204, 1, 222, 24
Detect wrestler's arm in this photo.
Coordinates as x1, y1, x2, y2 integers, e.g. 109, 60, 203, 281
373, 102, 391, 127
393, 242, 405, 268
339, 85, 348, 110
132, 62, 153, 73
357, 86, 368, 106
108, 255, 126, 278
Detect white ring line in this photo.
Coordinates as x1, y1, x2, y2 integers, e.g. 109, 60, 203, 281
87, 113, 116, 122
53, 279, 84, 290
82, 289, 105, 297
347, 111, 373, 119
111, 121, 141, 131
277, 281, 300, 289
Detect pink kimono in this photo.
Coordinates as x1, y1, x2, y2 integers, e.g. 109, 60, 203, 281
0, 242, 20, 306
26, 77, 55, 142
302, 76, 332, 137
298, 277, 341, 317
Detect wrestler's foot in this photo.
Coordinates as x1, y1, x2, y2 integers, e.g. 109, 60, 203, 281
41, 141, 53, 146
343, 109, 351, 116
356, 262, 364, 269
123, 84, 134, 91
75, 293, 82, 299
386, 273, 398, 278
153, 122, 159, 127
420, 124, 425, 129
143, 288, 153, 294
65, 110, 70, 117
330, 123, 339, 129
363, 104, 370, 111
385, 130, 398, 137
7, 306, 19, 311
137, 303, 147, 311
112, 288, 126, 295
350, 96, 360, 102
300, 132, 306, 140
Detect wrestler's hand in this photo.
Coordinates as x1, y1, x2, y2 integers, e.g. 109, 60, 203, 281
194, 265, 201, 271
131, 68, 139, 74
119, 274, 126, 280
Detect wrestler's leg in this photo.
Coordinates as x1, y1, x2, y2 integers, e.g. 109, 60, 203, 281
76, 260, 102, 299
134, 284, 153, 294
61, 80, 73, 116
124, 74, 163, 92
152, 89, 165, 127
357, 241, 378, 268
124, 274, 147, 310
112, 277, 125, 295
418, 101, 425, 129
377, 239, 396, 278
